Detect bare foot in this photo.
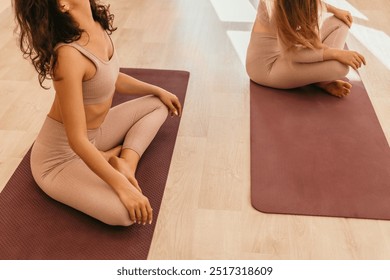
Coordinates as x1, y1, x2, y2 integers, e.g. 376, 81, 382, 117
315, 80, 352, 98
109, 156, 142, 193
100, 145, 122, 161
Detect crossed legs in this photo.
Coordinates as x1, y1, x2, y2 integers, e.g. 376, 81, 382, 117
97, 95, 169, 193
33, 95, 168, 226
268, 16, 351, 95
314, 16, 352, 97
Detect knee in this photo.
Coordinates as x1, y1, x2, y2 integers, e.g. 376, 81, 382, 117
104, 217, 134, 227
147, 95, 169, 117
99, 211, 134, 227
332, 61, 350, 79
159, 99, 169, 118
324, 16, 350, 31
115, 219, 134, 227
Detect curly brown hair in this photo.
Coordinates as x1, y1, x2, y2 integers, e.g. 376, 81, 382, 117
13, 0, 117, 88
274, 0, 322, 51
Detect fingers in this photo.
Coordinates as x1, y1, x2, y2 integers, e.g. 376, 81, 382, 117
140, 205, 148, 225
146, 204, 153, 225
135, 207, 142, 224
345, 14, 353, 27
352, 53, 366, 69
159, 90, 182, 117
138, 197, 153, 225
168, 96, 182, 117
346, 51, 366, 70
128, 197, 153, 225
128, 208, 137, 224
173, 98, 182, 116
349, 59, 359, 70
340, 11, 353, 27
358, 52, 366, 65
351, 59, 359, 70
120, 187, 153, 225
141, 201, 153, 225
169, 104, 179, 117
135, 204, 148, 225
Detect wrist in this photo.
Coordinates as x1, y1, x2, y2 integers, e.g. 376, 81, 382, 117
325, 3, 336, 14
153, 86, 164, 98
323, 48, 339, 61
109, 173, 131, 195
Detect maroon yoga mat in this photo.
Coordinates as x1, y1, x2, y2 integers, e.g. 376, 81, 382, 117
0, 68, 189, 259
250, 71, 390, 220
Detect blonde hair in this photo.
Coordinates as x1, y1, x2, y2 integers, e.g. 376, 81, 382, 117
274, 0, 323, 50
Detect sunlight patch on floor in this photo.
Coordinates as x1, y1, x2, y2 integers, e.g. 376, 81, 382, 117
209, 0, 255, 67
209, 0, 256, 23
325, 0, 368, 20
350, 23, 390, 71
227, 31, 251, 67
214, 0, 388, 71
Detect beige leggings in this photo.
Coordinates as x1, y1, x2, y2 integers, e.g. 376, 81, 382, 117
246, 16, 350, 88
31, 95, 168, 226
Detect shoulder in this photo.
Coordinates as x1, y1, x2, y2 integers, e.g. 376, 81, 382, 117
257, 0, 274, 22
55, 43, 84, 63
54, 44, 88, 81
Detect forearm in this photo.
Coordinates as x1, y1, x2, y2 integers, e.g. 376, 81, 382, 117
322, 1, 336, 14
115, 72, 163, 97
70, 137, 154, 223
323, 47, 343, 61
115, 71, 182, 116
289, 46, 324, 63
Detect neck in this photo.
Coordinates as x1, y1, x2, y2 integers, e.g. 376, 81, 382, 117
68, 2, 96, 31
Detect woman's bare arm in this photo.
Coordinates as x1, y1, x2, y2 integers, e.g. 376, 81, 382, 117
115, 72, 182, 116
323, 47, 366, 70
322, 1, 353, 27
321, 1, 365, 69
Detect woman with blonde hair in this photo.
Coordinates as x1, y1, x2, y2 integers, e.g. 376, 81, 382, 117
13, 0, 181, 226
246, 0, 366, 97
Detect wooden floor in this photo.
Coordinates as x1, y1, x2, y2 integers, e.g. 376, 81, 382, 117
1, 0, 390, 259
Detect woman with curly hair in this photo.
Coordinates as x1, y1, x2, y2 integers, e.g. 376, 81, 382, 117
246, 0, 366, 97
13, 0, 182, 226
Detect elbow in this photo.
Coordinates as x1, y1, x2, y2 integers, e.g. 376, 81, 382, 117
289, 47, 324, 64
68, 139, 83, 156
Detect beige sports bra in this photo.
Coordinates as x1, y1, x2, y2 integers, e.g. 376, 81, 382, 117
55, 37, 120, 105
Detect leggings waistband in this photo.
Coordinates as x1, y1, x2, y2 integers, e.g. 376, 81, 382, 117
36, 116, 100, 146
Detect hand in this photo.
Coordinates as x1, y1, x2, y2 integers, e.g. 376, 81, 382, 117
157, 89, 182, 117
334, 49, 366, 70
333, 8, 353, 27
117, 183, 153, 225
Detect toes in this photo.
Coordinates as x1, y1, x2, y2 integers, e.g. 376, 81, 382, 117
344, 82, 352, 89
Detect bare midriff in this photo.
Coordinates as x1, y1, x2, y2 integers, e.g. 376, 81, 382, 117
48, 96, 112, 130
